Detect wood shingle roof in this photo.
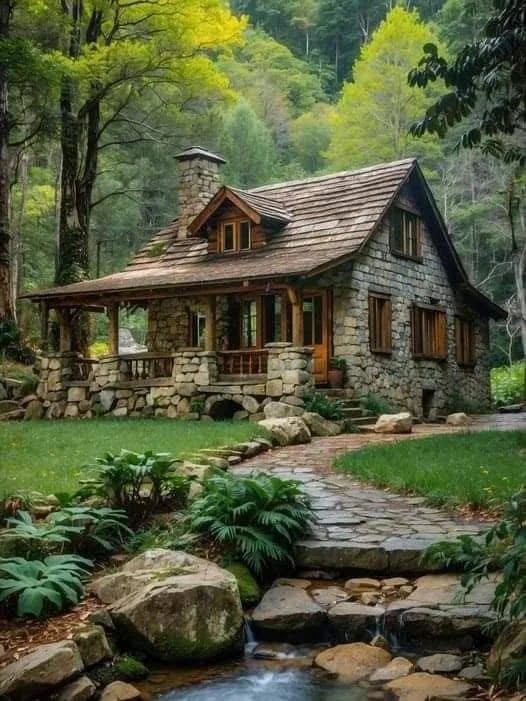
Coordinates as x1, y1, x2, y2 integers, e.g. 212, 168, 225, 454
27, 158, 416, 300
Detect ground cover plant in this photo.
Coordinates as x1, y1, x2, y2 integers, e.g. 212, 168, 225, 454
0, 419, 264, 494
491, 362, 525, 407
304, 391, 345, 420
334, 430, 526, 510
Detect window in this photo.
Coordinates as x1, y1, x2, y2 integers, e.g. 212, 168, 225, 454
303, 295, 323, 345
391, 208, 422, 259
220, 220, 251, 252
456, 317, 476, 366
239, 221, 251, 250
368, 293, 392, 353
222, 222, 235, 251
241, 299, 257, 348
189, 310, 206, 348
412, 305, 448, 360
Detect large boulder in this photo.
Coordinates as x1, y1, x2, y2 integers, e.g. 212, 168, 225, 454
487, 620, 526, 684
258, 417, 311, 446
314, 643, 391, 682
416, 653, 463, 673
374, 412, 412, 434
263, 401, 304, 419
302, 411, 342, 437
383, 672, 471, 700
446, 412, 471, 426
370, 657, 414, 683
56, 676, 96, 701
0, 641, 84, 701
251, 585, 326, 641
100, 550, 243, 663
100, 681, 142, 701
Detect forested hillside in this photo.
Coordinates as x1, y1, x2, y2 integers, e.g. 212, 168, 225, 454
1, 0, 524, 363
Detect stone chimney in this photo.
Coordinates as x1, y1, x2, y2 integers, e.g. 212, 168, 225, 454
174, 146, 226, 239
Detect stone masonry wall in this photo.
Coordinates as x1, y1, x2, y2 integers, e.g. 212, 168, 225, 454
176, 156, 222, 239
318, 188, 492, 417
147, 296, 229, 353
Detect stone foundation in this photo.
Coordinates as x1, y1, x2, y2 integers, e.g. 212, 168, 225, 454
32, 344, 314, 421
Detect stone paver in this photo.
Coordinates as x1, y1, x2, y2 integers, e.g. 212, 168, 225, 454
234, 423, 508, 574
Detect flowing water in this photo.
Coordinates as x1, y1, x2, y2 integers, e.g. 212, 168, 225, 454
155, 668, 368, 701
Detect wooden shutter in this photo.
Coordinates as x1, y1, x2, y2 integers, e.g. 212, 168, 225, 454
369, 294, 392, 353
456, 317, 475, 365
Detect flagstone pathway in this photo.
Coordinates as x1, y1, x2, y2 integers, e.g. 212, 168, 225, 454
234, 418, 525, 574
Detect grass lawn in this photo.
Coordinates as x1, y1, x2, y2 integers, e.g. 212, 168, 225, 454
334, 430, 526, 510
0, 419, 264, 495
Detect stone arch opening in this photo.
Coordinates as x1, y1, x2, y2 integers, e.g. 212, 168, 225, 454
209, 398, 244, 421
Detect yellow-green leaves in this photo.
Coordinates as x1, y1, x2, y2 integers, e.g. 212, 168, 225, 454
327, 7, 447, 170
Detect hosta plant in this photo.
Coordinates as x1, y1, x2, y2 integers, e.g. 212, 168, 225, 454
0, 554, 92, 618
187, 471, 315, 578
50, 506, 132, 555
1, 511, 83, 558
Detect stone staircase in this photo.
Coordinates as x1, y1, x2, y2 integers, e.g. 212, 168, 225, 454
317, 388, 377, 430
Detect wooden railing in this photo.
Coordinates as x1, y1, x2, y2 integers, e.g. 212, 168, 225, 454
71, 357, 98, 381
218, 349, 268, 376
121, 353, 175, 381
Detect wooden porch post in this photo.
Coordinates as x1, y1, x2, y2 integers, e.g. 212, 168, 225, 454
107, 303, 119, 355
205, 295, 216, 351
288, 287, 304, 346
57, 308, 72, 352
40, 301, 49, 350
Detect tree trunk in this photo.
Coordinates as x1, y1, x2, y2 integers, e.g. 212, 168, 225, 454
56, 3, 102, 353
0, 0, 14, 322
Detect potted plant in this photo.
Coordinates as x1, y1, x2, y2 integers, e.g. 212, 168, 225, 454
328, 357, 346, 389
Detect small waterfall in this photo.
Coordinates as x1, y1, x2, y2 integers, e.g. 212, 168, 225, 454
244, 618, 258, 655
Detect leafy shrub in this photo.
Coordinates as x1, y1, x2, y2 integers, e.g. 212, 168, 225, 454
2, 511, 83, 558
359, 392, 395, 415
87, 450, 190, 526
187, 471, 315, 578
49, 506, 132, 555
0, 554, 92, 618
89, 340, 110, 358
491, 362, 525, 407
304, 392, 344, 420
424, 488, 526, 685
330, 356, 347, 371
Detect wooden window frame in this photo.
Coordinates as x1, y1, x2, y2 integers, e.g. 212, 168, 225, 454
368, 293, 392, 354
220, 219, 252, 253
455, 316, 476, 367
390, 207, 423, 261
412, 304, 448, 361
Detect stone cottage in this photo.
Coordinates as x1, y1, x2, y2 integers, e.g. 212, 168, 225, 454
25, 146, 504, 420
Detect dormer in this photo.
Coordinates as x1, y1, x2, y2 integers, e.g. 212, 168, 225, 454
188, 185, 292, 254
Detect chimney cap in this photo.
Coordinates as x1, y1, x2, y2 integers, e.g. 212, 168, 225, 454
174, 146, 226, 165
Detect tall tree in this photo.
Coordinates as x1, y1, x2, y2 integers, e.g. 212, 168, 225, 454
53, 0, 244, 349
409, 0, 526, 356
0, 0, 13, 321
327, 7, 446, 170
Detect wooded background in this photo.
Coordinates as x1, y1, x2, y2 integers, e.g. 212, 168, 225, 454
1, 0, 524, 365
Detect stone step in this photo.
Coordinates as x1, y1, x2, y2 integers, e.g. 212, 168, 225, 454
347, 415, 377, 427
340, 406, 367, 418
295, 537, 444, 575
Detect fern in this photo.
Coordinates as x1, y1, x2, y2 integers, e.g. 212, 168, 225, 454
187, 471, 315, 578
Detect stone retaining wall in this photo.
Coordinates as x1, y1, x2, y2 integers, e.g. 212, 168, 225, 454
31, 344, 314, 421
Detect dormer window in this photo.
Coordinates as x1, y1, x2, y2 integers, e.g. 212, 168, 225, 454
220, 219, 252, 252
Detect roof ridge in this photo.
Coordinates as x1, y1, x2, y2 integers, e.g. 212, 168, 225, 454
248, 158, 417, 193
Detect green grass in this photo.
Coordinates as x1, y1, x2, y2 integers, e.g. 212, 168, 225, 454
0, 419, 264, 496
334, 430, 526, 510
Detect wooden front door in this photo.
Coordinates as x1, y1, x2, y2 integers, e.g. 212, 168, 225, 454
303, 291, 329, 384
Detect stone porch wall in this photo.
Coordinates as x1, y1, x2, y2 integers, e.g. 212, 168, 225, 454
317, 186, 492, 417
33, 344, 314, 420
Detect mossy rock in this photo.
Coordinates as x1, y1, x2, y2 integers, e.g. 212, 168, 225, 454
114, 655, 149, 681
224, 563, 261, 607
